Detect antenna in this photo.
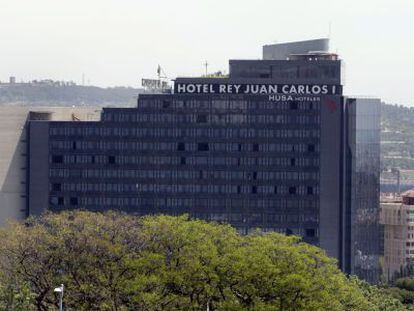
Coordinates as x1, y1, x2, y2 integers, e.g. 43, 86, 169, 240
204, 61, 209, 76
328, 21, 332, 40
157, 65, 167, 79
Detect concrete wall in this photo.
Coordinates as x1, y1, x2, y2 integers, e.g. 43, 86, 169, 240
0, 107, 29, 226
319, 96, 343, 260
0, 106, 101, 226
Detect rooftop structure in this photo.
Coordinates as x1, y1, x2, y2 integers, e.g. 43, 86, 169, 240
263, 38, 330, 60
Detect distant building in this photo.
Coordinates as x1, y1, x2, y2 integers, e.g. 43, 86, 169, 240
9, 76, 16, 84
24, 39, 382, 283
380, 191, 414, 281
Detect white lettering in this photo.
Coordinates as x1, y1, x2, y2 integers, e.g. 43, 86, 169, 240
233, 84, 241, 93
268, 85, 278, 93
176, 83, 338, 95
282, 85, 290, 94
186, 84, 196, 93
311, 85, 321, 94
289, 85, 297, 94
177, 84, 186, 93
251, 85, 259, 94
259, 85, 268, 94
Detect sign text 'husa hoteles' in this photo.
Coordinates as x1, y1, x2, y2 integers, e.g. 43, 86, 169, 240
174, 83, 341, 95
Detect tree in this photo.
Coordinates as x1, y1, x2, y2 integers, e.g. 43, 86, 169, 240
354, 278, 410, 311
0, 211, 144, 310
0, 211, 407, 310
124, 215, 369, 310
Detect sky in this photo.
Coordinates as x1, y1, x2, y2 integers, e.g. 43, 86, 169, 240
0, 0, 413, 105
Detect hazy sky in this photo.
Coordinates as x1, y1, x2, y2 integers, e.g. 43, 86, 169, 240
0, 0, 413, 105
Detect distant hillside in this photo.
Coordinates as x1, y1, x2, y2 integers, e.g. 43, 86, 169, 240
381, 103, 414, 170
0, 82, 142, 106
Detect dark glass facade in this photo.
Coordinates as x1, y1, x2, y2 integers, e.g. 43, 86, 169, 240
47, 95, 322, 244
346, 98, 382, 283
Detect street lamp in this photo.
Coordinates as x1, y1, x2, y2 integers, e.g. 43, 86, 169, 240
54, 284, 64, 311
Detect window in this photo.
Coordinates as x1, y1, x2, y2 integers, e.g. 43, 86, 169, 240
58, 197, 64, 205
177, 142, 185, 151
52, 155, 63, 163
52, 183, 61, 191
196, 115, 207, 123
70, 197, 79, 206
253, 144, 259, 152
289, 101, 298, 110
308, 144, 315, 152
252, 186, 257, 194
180, 157, 186, 165
162, 100, 171, 108
198, 143, 209, 151
108, 156, 116, 164
307, 187, 313, 195
306, 228, 316, 237
289, 187, 297, 195
290, 158, 296, 166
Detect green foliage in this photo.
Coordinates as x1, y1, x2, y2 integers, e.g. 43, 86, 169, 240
382, 103, 414, 170
396, 278, 414, 292
0, 282, 36, 311
0, 211, 407, 310
0, 211, 143, 310
353, 278, 409, 311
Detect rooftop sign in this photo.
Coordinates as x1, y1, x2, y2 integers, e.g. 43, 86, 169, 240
142, 79, 169, 90
174, 83, 341, 95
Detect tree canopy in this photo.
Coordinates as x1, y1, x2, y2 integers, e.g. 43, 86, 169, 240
0, 211, 407, 310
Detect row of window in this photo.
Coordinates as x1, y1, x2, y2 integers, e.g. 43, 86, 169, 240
50, 195, 318, 209
50, 195, 318, 211
49, 127, 320, 139
51, 141, 318, 153
51, 154, 319, 167
132, 99, 320, 112
52, 182, 319, 195
50, 168, 319, 181
101, 113, 320, 125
